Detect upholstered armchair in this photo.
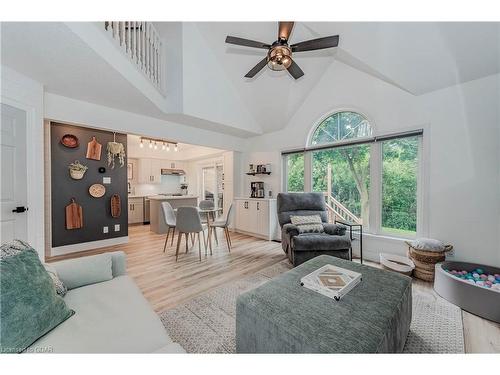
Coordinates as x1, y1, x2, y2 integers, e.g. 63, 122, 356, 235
277, 192, 352, 266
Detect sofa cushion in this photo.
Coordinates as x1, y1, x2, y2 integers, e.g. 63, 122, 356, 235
28, 276, 174, 353
1, 243, 74, 353
54, 253, 113, 290
290, 215, 324, 234
292, 233, 351, 252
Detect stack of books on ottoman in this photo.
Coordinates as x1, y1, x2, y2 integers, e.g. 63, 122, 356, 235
300, 264, 362, 301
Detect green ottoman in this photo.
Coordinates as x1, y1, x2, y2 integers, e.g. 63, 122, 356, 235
236, 255, 412, 353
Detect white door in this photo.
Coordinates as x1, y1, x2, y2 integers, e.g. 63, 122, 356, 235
0, 104, 28, 244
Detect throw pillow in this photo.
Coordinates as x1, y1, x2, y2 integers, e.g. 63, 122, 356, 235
410, 238, 446, 252
290, 215, 324, 234
44, 263, 68, 297
0, 242, 74, 353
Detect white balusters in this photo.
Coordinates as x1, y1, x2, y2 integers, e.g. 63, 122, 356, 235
103, 21, 163, 91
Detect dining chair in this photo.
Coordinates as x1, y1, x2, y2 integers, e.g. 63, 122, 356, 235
175, 206, 211, 261
199, 199, 218, 245
211, 203, 234, 252
161, 201, 176, 253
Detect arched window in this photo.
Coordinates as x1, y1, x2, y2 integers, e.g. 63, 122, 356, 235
285, 109, 421, 237
310, 111, 372, 146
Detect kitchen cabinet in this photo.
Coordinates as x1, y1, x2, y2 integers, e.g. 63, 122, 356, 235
128, 197, 144, 224
138, 158, 162, 184
160, 160, 185, 170
234, 198, 279, 240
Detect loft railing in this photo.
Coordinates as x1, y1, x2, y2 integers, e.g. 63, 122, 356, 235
104, 21, 163, 91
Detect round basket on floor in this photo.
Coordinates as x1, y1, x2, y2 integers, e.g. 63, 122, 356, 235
380, 253, 415, 276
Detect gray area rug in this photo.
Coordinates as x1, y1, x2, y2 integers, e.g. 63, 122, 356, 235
159, 260, 464, 353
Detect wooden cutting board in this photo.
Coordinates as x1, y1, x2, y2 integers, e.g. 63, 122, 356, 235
66, 198, 83, 230
110, 194, 121, 218
86, 136, 102, 161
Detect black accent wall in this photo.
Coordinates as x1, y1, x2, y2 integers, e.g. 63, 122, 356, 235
51, 122, 128, 247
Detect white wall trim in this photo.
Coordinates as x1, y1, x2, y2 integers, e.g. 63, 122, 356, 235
51, 236, 129, 257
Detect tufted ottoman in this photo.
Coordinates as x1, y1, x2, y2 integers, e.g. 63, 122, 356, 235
236, 255, 412, 353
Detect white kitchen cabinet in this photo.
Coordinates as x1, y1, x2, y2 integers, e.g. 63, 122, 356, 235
128, 197, 144, 224
138, 158, 162, 184
234, 198, 279, 240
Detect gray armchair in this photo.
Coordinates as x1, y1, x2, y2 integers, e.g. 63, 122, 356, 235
277, 192, 352, 266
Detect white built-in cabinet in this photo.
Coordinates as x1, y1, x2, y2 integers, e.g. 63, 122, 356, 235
128, 197, 144, 224
234, 198, 279, 240
138, 158, 162, 184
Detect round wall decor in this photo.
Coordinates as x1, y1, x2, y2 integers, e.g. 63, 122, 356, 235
89, 183, 106, 198
60, 134, 79, 148
98, 167, 106, 173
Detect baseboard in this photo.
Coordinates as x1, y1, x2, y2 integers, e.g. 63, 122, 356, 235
50, 236, 129, 257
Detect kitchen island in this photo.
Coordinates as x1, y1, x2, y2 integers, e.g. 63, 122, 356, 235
149, 195, 199, 234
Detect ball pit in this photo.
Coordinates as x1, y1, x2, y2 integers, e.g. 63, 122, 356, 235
443, 267, 500, 290
434, 261, 500, 323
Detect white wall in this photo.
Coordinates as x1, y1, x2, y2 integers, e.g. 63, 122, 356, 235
44, 92, 246, 152
1, 66, 45, 258
241, 61, 500, 266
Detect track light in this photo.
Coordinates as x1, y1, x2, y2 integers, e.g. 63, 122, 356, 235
174, 144, 178, 152
148, 140, 153, 149
154, 141, 158, 150
166, 143, 170, 151
162, 142, 166, 150
140, 139, 144, 148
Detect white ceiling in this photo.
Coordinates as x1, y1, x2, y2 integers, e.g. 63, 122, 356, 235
2, 22, 498, 138
127, 134, 225, 161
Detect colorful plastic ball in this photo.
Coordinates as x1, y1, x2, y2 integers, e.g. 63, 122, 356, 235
466, 279, 475, 285
476, 268, 484, 274
480, 274, 488, 280
488, 275, 495, 282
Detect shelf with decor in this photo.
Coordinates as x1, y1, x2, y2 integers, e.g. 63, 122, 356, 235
245, 171, 271, 176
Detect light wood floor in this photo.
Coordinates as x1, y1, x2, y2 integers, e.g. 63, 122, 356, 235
47, 224, 500, 353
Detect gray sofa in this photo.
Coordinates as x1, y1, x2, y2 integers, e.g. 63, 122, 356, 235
28, 251, 185, 353
277, 192, 352, 266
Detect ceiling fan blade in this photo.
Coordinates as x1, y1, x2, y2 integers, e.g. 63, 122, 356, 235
291, 35, 339, 52
225, 36, 271, 49
287, 59, 304, 80
244, 57, 268, 78
278, 22, 294, 41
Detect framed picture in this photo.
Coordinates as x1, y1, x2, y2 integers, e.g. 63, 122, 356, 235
127, 163, 133, 180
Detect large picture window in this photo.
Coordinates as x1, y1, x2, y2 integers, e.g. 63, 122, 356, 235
286, 153, 304, 192
284, 110, 422, 238
382, 137, 418, 235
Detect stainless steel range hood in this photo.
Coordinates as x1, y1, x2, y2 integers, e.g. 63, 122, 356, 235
161, 168, 186, 176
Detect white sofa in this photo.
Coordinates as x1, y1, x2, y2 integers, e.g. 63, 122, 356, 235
29, 251, 184, 353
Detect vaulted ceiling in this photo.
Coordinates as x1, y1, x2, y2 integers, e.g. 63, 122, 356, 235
2, 22, 498, 138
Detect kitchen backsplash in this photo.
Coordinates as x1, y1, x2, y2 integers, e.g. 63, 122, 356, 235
131, 175, 182, 196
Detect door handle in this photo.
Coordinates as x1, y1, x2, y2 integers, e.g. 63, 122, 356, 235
257, 202, 259, 210
12, 206, 28, 213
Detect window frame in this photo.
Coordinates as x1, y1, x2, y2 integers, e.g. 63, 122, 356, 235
282, 110, 426, 240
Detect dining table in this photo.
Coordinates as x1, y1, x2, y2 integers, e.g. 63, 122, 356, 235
174, 207, 223, 247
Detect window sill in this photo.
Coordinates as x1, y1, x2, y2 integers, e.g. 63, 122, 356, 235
362, 231, 415, 242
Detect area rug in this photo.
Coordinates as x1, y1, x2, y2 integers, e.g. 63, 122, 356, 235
159, 260, 465, 353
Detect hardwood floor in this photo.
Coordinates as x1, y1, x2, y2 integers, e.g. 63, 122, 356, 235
47, 224, 500, 353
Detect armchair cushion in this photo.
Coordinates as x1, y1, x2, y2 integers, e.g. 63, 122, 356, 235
293, 233, 352, 252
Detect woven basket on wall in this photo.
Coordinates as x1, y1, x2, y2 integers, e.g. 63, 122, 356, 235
406, 242, 453, 282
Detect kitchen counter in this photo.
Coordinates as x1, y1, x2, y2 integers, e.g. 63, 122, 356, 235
149, 195, 199, 234
148, 195, 199, 200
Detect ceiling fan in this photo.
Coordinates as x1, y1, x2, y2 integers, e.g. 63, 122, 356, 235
225, 22, 339, 80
